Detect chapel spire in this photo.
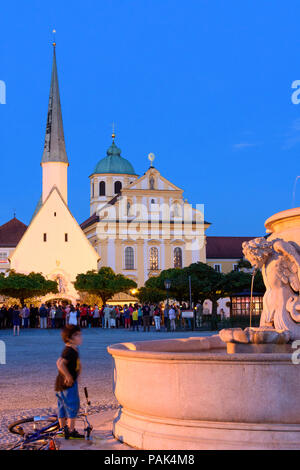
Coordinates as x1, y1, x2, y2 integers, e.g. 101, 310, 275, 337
41, 41, 69, 165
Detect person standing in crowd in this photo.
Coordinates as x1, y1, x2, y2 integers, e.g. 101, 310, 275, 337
68, 306, 78, 326
29, 305, 37, 328
39, 303, 48, 329
0, 305, 5, 329
153, 305, 161, 331
132, 304, 139, 331
7, 306, 13, 329
169, 305, 176, 332
142, 303, 151, 332
123, 305, 130, 329
115, 305, 121, 329
110, 306, 116, 328
164, 304, 170, 332
80, 305, 88, 328
65, 304, 71, 326
12, 305, 21, 336
55, 305, 64, 329
49, 304, 56, 329
103, 304, 111, 329
93, 305, 100, 327
138, 305, 143, 328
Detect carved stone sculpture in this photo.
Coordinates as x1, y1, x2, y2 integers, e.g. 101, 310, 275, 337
242, 236, 300, 340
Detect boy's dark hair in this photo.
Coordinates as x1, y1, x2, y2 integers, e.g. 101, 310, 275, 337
61, 325, 81, 343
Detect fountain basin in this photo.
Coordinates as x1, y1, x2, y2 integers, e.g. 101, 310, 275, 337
107, 336, 300, 450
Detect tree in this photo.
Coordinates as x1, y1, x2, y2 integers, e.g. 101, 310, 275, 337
74, 267, 137, 305
0, 271, 58, 306
221, 269, 265, 297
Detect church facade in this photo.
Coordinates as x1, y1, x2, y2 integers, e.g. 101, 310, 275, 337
81, 138, 209, 291
0, 43, 256, 308
9, 43, 99, 304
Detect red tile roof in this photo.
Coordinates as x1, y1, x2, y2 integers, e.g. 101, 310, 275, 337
206, 236, 257, 259
0, 218, 27, 247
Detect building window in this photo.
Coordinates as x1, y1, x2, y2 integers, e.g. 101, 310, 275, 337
114, 181, 122, 194
127, 202, 131, 216
54, 212, 57, 217
43, 233, 47, 242
92, 181, 94, 198
65, 233, 68, 242
125, 247, 134, 270
231, 296, 263, 316
99, 181, 106, 196
233, 264, 239, 271
150, 247, 159, 270
214, 264, 221, 272
0, 252, 8, 263
174, 247, 183, 268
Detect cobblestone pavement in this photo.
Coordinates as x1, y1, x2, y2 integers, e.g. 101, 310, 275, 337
0, 328, 212, 446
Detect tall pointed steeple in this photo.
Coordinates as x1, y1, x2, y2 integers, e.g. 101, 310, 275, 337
41, 43, 68, 164
41, 40, 69, 205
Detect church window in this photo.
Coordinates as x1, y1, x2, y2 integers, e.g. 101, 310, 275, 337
127, 202, 131, 216
174, 247, 183, 268
54, 212, 57, 217
43, 233, 47, 242
92, 182, 94, 198
114, 181, 122, 194
125, 247, 134, 270
99, 181, 106, 196
150, 247, 159, 270
65, 233, 68, 242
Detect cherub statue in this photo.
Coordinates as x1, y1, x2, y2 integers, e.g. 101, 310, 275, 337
242, 237, 300, 340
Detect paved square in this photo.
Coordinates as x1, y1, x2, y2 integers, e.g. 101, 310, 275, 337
0, 328, 212, 446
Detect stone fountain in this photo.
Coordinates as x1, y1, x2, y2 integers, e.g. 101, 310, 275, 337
107, 208, 300, 450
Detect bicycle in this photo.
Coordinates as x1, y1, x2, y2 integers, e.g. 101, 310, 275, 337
6, 387, 93, 450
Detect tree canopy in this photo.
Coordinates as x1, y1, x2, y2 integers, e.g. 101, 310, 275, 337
137, 262, 265, 314
0, 271, 58, 305
74, 267, 137, 305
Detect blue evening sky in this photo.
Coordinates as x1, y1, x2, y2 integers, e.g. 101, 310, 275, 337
1, 0, 300, 236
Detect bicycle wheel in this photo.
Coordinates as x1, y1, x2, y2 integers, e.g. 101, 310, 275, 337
9, 416, 59, 436
9, 439, 56, 450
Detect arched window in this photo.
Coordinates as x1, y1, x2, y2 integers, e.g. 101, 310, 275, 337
174, 247, 183, 268
91, 181, 94, 198
99, 181, 106, 196
150, 247, 159, 270
125, 247, 134, 270
114, 181, 122, 194
127, 201, 131, 216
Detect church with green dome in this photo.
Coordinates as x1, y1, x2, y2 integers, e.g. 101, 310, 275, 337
89, 134, 139, 215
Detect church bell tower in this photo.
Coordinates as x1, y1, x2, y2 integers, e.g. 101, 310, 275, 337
41, 40, 69, 204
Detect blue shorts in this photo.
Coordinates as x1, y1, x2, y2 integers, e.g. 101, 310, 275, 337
56, 381, 80, 419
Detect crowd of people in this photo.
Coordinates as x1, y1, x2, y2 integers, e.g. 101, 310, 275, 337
0, 302, 193, 335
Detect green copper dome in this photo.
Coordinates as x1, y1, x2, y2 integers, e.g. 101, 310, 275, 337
93, 141, 137, 175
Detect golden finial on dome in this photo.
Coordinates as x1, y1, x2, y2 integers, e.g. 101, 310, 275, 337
52, 29, 56, 47
112, 122, 116, 142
